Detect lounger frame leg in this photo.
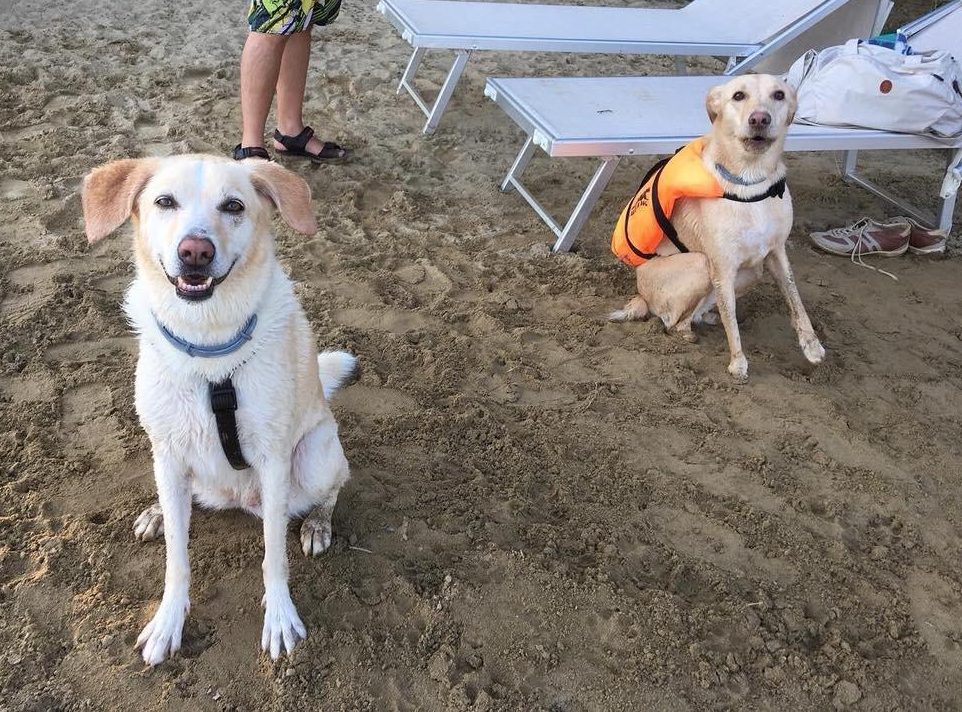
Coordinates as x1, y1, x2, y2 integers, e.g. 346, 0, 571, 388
842, 149, 960, 232
554, 158, 621, 252
500, 136, 538, 194
424, 50, 471, 135
395, 47, 472, 135
500, 137, 620, 252
398, 47, 427, 97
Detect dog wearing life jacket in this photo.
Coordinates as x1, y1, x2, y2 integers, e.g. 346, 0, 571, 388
610, 74, 825, 382
82, 155, 357, 665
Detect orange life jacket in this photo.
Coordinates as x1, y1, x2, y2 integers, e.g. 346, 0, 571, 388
611, 138, 788, 267
611, 138, 723, 268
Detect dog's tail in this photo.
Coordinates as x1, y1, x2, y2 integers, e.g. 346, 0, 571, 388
317, 351, 359, 400
608, 296, 649, 322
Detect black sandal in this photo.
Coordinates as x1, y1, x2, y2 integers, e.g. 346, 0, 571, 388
273, 127, 350, 163
232, 145, 272, 161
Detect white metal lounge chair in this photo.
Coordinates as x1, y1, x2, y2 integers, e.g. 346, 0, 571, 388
377, 0, 888, 134
484, 2, 962, 252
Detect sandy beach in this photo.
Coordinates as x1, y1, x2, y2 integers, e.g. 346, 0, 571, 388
2, 0, 962, 709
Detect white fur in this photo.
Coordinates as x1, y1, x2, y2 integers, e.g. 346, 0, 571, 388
84, 155, 353, 666
317, 351, 359, 401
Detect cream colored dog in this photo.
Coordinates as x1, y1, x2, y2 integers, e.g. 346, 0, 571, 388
611, 74, 825, 381
82, 155, 356, 665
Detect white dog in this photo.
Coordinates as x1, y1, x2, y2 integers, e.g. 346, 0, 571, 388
82, 155, 356, 665
612, 75, 825, 381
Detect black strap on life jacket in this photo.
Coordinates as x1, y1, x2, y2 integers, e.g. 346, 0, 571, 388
622, 155, 672, 262
209, 378, 251, 470
624, 153, 788, 262
651, 167, 692, 255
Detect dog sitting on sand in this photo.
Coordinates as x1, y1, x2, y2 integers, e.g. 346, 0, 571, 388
82, 155, 356, 665
610, 74, 825, 382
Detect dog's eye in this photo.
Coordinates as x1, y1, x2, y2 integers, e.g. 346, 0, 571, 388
155, 195, 177, 209
773, 90, 786, 101
732, 91, 746, 101
220, 199, 245, 214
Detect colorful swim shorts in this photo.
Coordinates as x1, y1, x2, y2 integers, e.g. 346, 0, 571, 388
248, 0, 342, 34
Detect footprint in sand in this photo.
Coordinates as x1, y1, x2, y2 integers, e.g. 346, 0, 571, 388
907, 568, 962, 666
332, 307, 437, 334
0, 178, 34, 200
44, 337, 137, 365
59, 383, 126, 467
1, 257, 112, 325
333, 383, 416, 418
394, 259, 455, 296
648, 505, 798, 586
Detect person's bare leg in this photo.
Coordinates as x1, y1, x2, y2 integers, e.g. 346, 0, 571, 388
240, 32, 289, 149
274, 29, 346, 157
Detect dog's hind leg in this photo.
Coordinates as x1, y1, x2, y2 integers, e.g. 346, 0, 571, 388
674, 313, 699, 343
300, 491, 338, 557
291, 421, 350, 557
133, 502, 164, 541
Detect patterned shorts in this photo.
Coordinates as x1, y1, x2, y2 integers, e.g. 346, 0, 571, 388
248, 0, 342, 34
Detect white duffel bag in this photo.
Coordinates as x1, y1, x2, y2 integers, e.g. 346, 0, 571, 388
786, 39, 962, 138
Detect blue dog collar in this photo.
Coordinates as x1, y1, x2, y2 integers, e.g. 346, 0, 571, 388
154, 313, 258, 358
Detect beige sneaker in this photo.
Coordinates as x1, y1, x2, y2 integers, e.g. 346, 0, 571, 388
890, 216, 947, 255
809, 218, 911, 257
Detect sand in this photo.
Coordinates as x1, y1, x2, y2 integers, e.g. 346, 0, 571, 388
2, 0, 962, 709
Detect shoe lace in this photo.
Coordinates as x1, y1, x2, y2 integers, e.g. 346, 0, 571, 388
850, 228, 899, 281
826, 217, 871, 239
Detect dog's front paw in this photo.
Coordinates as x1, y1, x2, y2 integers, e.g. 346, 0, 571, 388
801, 336, 826, 365
133, 503, 164, 541
261, 590, 307, 659
136, 594, 189, 666
728, 356, 749, 383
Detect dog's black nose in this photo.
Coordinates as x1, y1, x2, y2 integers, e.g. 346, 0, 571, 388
749, 111, 772, 128
178, 237, 215, 268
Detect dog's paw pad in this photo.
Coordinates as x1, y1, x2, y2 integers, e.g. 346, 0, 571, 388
300, 517, 332, 557
261, 593, 307, 660
133, 504, 164, 542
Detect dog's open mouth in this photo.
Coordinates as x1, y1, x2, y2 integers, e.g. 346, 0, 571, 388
163, 262, 235, 302
174, 274, 215, 300
743, 135, 775, 152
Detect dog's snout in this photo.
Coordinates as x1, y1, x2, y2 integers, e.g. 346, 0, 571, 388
178, 236, 216, 268
749, 111, 772, 129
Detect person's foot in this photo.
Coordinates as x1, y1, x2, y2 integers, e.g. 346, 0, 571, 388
891, 216, 947, 255
232, 145, 272, 161
273, 126, 349, 162
809, 218, 910, 257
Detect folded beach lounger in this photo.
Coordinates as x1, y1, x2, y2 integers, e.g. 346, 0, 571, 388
377, 0, 888, 134
484, 2, 962, 252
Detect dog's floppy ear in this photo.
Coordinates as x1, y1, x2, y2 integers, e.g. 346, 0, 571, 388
248, 161, 317, 236
82, 159, 157, 243
705, 84, 724, 124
